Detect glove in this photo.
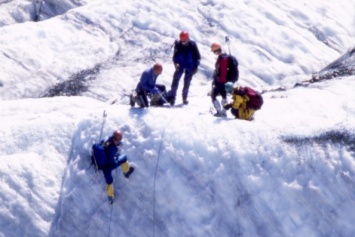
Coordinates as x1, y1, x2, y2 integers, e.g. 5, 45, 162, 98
175, 64, 180, 70
223, 103, 232, 110
151, 87, 160, 95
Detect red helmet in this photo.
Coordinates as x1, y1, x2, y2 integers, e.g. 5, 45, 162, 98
179, 31, 189, 41
210, 42, 221, 52
112, 130, 123, 142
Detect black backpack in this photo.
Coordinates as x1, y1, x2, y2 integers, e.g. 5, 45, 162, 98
226, 55, 239, 83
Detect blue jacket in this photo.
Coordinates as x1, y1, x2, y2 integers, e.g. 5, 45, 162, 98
136, 67, 159, 93
173, 40, 201, 70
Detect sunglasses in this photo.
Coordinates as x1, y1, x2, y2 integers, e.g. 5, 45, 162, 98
212, 49, 220, 54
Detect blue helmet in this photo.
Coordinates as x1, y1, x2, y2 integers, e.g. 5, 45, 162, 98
225, 82, 234, 93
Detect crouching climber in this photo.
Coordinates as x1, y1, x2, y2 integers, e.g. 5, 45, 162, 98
223, 82, 263, 121
130, 63, 169, 107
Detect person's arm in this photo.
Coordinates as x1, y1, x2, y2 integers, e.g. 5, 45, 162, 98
192, 42, 201, 69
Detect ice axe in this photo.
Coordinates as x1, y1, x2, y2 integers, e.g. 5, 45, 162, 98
225, 36, 231, 55
157, 91, 171, 107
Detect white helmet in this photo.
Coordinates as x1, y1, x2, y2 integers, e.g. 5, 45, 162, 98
224, 82, 234, 93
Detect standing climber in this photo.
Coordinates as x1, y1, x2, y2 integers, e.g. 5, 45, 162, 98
210, 42, 229, 117
167, 31, 201, 105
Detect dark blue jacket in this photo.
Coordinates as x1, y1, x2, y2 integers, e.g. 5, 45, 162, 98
102, 137, 126, 184
105, 137, 119, 165
173, 40, 201, 70
136, 67, 159, 93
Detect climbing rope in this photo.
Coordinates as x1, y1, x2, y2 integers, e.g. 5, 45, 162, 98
152, 113, 177, 237
151, 101, 212, 236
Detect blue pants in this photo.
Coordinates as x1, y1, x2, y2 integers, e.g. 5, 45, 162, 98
169, 67, 194, 98
102, 154, 127, 184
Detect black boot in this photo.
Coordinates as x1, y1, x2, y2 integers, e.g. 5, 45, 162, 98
130, 94, 135, 107
182, 96, 189, 105
168, 96, 176, 106
124, 166, 135, 179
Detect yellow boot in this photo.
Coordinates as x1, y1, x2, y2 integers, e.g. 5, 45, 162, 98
122, 161, 135, 179
106, 184, 114, 204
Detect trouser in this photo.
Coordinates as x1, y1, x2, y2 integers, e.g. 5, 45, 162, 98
137, 84, 167, 106
103, 154, 129, 185
169, 67, 194, 99
103, 154, 130, 199
136, 90, 149, 107
211, 80, 227, 101
211, 81, 227, 114
156, 84, 166, 93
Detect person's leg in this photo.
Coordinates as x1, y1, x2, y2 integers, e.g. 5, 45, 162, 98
102, 168, 114, 203
213, 99, 222, 116
211, 82, 218, 102
168, 68, 184, 105
137, 90, 148, 108
182, 69, 194, 104
211, 83, 220, 115
116, 154, 135, 178
151, 85, 168, 106
220, 87, 227, 116
103, 167, 113, 184
211, 82, 226, 117
150, 93, 163, 106
156, 84, 166, 93
130, 90, 136, 107
170, 68, 184, 97
221, 98, 228, 116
